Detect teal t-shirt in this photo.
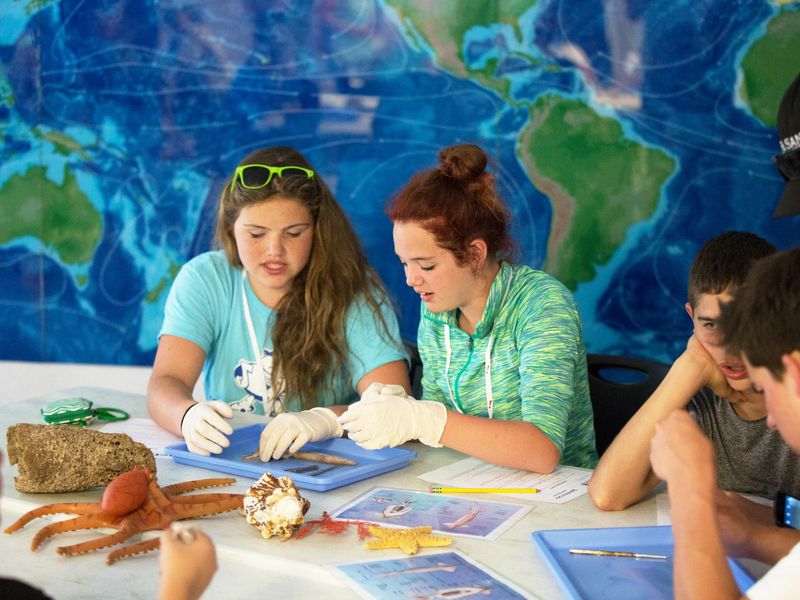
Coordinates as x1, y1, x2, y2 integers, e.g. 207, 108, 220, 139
418, 262, 597, 468
160, 251, 406, 414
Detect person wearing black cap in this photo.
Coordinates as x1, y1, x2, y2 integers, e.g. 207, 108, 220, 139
773, 72, 800, 218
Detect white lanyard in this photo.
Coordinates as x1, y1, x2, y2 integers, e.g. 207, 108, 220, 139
240, 271, 284, 416
444, 328, 495, 418
443, 268, 513, 420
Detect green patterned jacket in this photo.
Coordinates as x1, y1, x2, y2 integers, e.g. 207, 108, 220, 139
418, 261, 598, 468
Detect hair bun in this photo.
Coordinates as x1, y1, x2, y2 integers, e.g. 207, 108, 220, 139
437, 144, 487, 181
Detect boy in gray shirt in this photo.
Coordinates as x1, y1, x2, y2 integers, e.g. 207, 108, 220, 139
590, 231, 800, 510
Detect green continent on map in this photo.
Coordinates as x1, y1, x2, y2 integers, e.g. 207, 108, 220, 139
0, 166, 102, 265
386, 0, 533, 82
522, 95, 675, 290
146, 260, 182, 303
740, 9, 800, 127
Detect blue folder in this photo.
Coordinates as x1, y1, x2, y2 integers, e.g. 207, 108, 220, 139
532, 525, 756, 600
165, 423, 416, 492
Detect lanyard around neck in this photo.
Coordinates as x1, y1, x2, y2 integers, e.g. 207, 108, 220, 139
241, 271, 264, 369
240, 271, 283, 416
442, 267, 514, 420
444, 327, 494, 418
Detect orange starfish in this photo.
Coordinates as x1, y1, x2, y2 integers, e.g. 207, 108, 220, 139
364, 525, 452, 555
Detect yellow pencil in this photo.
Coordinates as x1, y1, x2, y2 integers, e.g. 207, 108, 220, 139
430, 486, 540, 494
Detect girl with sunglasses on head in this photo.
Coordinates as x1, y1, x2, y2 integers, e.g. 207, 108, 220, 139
147, 146, 410, 459
338, 144, 597, 472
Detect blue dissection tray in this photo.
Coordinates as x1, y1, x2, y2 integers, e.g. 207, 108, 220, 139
165, 423, 416, 492
532, 526, 755, 600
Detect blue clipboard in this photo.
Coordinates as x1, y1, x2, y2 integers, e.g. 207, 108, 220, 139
165, 423, 416, 492
532, 525, 756, 600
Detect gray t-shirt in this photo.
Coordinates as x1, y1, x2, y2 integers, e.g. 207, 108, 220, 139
688, 387, 800, 499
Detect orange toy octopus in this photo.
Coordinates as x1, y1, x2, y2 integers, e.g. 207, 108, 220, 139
4, 467, 243, 565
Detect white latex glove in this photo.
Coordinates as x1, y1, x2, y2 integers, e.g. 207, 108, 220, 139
359, 382, 410, 403
180, 401, 234, 456
338, 394, 447, 449
258, 407, 343, 461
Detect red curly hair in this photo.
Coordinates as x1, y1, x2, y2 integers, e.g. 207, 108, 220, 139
386, 144, 515, 267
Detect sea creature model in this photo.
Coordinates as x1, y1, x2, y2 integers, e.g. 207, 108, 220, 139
243, 473, 311, 540
365, 525, 452, 555
4, 467, 243, 565
242, 449, 357, 466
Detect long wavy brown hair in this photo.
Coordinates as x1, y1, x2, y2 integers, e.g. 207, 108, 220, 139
215, 146, 397, 409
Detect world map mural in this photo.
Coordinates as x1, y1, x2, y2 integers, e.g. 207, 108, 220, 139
0, 0, 798, 366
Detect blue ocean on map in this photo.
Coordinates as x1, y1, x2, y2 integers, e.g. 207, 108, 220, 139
0, 0, 797, 365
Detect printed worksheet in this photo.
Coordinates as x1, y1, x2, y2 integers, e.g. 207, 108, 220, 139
332, 487, 532, 540
418, 457, 591, 504
100, 418, 183, 456
330, 551, 534, 600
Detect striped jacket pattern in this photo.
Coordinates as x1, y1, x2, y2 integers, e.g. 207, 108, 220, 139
418, 261, 598, 468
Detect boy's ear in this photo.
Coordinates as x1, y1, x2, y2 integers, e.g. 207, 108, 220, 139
685, 302, 694, 319
783, 352, 800, 397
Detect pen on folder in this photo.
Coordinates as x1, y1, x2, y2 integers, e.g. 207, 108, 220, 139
568, 549, 669, 560
430, 487, 540, 494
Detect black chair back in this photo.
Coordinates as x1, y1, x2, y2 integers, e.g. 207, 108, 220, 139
587, 354, 670, 456
403, 340, 424, 399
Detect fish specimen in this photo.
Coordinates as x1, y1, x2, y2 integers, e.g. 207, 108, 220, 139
242, 448, 356, 466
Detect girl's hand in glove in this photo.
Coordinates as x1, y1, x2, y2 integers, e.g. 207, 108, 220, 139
258, 407, 343, 461
359, 382, 410, 403
338, 393, 447, 449
180, 401, 234, 456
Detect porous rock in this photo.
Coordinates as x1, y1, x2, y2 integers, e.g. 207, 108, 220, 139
7, 423, 157, 493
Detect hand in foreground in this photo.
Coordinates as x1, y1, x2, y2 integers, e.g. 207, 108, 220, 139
158, 523, 217, 600
180, 401, 234, 456
338, 392, 447, 449
258, 407, 343, 461
714, 490, 773, 558
684, 335, 745, 403
650, 409, 716, 494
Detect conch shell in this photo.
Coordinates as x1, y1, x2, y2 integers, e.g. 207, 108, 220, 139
243, 473, 310, 540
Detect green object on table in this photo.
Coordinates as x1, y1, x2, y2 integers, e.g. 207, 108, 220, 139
40, 397, 129, 426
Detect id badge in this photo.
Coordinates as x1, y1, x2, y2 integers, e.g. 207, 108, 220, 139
40, 397, 129, 426
41, 397, 96, 426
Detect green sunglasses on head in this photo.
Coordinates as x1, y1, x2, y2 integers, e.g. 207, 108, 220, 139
230, 164, 315, 192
